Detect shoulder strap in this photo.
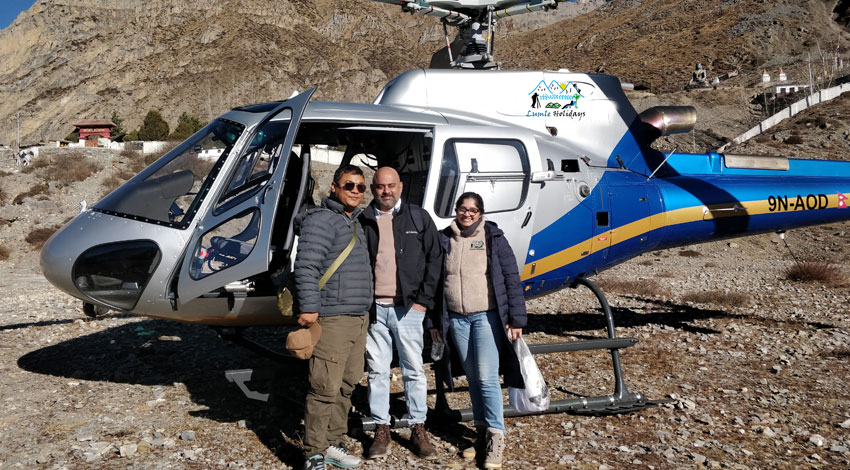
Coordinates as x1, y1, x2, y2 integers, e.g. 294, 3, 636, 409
408, 205, 426, 234
318, 221, 358, 290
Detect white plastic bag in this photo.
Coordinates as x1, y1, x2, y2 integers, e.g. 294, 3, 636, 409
508, 337, 550, 414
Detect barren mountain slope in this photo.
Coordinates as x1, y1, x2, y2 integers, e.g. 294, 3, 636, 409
504, 0, 850, 92
0, 0, 429, 143
2, 0, 850, 146
0, 0, 601, 145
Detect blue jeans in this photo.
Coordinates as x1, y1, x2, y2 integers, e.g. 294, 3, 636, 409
449, 310, 506, 432
366, 305, 428, 425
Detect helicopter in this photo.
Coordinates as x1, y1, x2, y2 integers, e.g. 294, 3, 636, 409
40, 0, 850, 422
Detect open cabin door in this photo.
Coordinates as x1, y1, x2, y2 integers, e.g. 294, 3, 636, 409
428, 126, 542, 270
176, 89, 315, 303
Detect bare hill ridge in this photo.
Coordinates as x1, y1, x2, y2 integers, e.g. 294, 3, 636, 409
504, 0, 850, 92
0, 0, 597, 145
2, 0, 849, 146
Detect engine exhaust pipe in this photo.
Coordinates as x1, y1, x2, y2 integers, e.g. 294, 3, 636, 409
639, 106, 697, 143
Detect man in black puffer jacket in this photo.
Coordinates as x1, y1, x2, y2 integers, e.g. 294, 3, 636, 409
294, 164, 373, 470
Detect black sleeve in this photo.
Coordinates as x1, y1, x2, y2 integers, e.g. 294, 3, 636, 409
414, 207, 444, 310
495, 235, 527, 328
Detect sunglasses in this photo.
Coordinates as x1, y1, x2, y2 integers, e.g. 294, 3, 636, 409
456, 207, 480, 215
338, 181, 367, 193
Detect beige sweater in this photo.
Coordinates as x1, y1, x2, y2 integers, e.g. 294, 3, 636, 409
444, 220, 496, 314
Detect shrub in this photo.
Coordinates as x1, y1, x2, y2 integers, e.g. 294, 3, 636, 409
678, 249, 701, 257
129, 142, 178, 173
169, 112, 205, 140
101, 172, 132, 192
822, 348, 850, 359
597, 278, 664, 297
12, 183, 49, 205
42, 153, 102, 183
25, 225, 60, 250
682, 290, 750, 308
785, 262, 848, 287
0, 243, 9, 261
784, 135, 803, 145
138, 109, 170, 141
119, 146, 139, 159
0, 187, 5, 205
31, 158, 51, 170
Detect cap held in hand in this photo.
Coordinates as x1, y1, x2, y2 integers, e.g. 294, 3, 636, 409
286, 322, 322, 360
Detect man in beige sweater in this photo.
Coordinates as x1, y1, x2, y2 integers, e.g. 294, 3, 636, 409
358, 167, 443, 460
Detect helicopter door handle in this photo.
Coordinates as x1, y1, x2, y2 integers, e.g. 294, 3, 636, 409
521, 210, 532, 228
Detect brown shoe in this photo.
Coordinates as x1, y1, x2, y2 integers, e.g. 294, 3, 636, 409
410, 423, 437, 459
365, 424, 391, 459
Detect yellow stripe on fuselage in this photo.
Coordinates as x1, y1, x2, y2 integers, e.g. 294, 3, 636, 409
521, 194, 845, 281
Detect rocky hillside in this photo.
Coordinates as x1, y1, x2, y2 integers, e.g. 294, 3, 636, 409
0, 0, 598, 145
504, 0, 850, 92
2, 0, 850, 146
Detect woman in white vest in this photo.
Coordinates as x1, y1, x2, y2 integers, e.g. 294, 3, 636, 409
433, 192, 527, 469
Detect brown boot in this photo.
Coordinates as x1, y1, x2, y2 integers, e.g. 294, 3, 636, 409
410, 423, 437, 459
365, 424, 391, 459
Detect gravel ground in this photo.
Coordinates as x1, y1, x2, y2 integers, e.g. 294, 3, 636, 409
1, 231, 849, 469
1, 90, 850, 469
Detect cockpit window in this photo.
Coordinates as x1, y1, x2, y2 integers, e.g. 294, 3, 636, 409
94, 119, 244, 228
216, 111, 292, 212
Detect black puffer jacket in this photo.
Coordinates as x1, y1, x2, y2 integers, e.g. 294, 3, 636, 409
294, 197, 373, 316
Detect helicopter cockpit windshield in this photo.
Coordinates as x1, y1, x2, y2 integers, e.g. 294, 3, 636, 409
93, 119, 245, 228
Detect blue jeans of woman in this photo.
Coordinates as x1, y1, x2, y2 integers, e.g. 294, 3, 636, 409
449, 310, 506, 432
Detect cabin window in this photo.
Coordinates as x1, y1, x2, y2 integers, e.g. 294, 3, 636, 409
435, 139, 529, 218
73, 241, 161, 310
216, 110, 293, 213
188, 209, 260, 280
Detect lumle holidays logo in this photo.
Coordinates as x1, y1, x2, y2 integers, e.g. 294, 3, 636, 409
527, 80, 587, 120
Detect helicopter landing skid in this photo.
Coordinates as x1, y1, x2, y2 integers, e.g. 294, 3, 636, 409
422, 276, 664, 426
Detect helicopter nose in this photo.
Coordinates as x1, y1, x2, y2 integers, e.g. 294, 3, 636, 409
40, 223, 81, 301
41, 221, 162, 311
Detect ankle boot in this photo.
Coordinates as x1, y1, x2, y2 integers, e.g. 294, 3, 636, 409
483, 428, 505, 469
410, 423, 437, 459
365, 424, 391, 459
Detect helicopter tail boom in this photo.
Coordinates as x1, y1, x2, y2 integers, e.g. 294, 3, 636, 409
522, 153, 850, 294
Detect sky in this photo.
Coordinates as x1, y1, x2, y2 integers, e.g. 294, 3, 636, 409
1, 0, 36, 30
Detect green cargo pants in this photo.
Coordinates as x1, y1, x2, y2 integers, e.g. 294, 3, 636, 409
303, 314, 368, 458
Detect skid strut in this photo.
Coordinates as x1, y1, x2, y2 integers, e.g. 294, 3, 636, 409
423, 276, 666, 426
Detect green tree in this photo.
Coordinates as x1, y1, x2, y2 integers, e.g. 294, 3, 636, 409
169, 112, 205, 140
138, 109, 170, 141
65, 129, 80, 141
110, 111, 127, 142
